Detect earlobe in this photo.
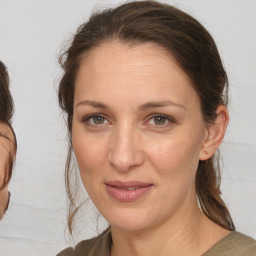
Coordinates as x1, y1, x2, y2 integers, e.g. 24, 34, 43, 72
199, 105, 229, 160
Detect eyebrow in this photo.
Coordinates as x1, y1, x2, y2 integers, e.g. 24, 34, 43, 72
76, 100, 109, 109
138, 101, 186, 111
76, 100, 186, 111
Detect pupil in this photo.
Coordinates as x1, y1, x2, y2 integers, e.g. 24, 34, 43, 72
93, 116, 104, 124
154, 116, 166, 125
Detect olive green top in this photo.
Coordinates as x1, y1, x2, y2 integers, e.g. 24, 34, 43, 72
57, 229, 256, 256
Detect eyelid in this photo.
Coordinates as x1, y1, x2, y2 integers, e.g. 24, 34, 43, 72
82, 113, 105, 121
149, 113, 175, 122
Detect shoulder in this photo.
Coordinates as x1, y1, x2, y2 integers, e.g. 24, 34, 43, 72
57, 228, 112, 256
225, 232, 256, 254
204, 231, 256, 256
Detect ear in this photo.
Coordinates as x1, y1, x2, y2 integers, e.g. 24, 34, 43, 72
199, 105, 229, 160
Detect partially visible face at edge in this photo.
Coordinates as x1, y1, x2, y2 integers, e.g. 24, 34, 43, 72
0, 123, 15, 184
71, 42, 212, 232
0, 122, 15, 219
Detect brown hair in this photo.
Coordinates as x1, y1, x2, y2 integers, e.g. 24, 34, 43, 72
0, 60, 17, 189
58, 0, 235, 233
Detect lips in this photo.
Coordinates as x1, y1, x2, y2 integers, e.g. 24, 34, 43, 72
105, 180, 153, 202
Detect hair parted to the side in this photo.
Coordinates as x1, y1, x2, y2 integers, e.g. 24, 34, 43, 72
0, 60, 17, 190
58, 0, 235, 234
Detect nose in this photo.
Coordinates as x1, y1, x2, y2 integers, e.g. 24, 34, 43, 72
108, 126, 145, 172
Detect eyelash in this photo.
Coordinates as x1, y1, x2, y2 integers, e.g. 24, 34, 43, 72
81, 113, 176, 129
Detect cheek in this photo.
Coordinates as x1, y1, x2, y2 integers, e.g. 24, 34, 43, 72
72, 126, 109, 186
145, 130, 203, 182
145, 136, 202, 209
149, 138, 200, 167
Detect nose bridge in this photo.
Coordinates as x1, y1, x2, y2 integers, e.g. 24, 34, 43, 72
108, 122, 144, 171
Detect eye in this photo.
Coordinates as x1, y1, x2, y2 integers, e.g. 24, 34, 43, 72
147, 114, 175, 127
91, 115, 106, 124
82, 114, 109, 127
152, 116, 168, 125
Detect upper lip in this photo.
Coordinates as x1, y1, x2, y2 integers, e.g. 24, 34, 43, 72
105, 180, 153, 188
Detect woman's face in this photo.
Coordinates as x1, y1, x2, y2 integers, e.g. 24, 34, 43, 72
72, 42, 209, 232
0, 123, 15, 218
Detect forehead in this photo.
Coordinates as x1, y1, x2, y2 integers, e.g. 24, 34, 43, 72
78, 41, 186, 78
74, 42, 199, 110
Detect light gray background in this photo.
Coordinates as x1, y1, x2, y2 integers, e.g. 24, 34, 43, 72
0, 0, 255, 255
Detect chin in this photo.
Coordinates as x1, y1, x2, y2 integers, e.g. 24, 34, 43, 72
104, 207, 154, 232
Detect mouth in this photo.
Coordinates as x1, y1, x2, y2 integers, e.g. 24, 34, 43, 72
105, 180, 153, 202
116, 186, 140, 191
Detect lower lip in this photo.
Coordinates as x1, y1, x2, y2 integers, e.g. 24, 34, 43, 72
106, 185, 153, 202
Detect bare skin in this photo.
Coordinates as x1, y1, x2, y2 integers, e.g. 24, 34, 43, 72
0, 123, 15, 219
72, 42, 230, 256
111, 204, 230, 256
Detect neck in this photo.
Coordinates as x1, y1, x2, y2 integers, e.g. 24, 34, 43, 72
110, 202, 230, 256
